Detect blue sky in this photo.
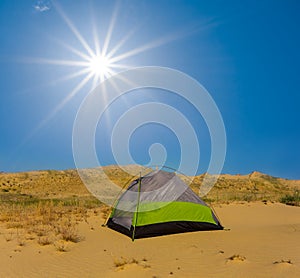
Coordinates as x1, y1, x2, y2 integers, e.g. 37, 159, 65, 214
0, 0, 299, 179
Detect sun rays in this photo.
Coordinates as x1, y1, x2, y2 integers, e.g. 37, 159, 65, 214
20, 0, 209, 141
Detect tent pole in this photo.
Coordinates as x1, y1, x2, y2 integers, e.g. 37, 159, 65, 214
132, 172, 142, 241
210, 202, 223, 227
102, 172, 140, 227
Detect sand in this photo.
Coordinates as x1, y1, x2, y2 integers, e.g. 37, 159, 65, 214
0, 202, 299, 277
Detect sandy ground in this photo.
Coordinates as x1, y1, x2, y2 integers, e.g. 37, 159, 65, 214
0, 202, 299, 277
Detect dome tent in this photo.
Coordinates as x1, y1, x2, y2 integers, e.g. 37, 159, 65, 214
106, 170, 223, 240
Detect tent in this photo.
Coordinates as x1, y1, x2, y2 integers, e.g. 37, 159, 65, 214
106, 170, 223, 240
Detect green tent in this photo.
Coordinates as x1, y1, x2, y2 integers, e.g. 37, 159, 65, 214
106, 170, 223, 240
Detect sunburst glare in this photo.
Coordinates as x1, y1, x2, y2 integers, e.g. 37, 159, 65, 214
87, 54, 113, 82
19, 0, 201, 140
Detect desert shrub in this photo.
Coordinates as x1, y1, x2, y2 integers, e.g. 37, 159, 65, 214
280, 191, 300, 206
114, 257, 139, 268
227, 254, 246, 261
38, 236, 52, 246
0, 198, 97, 251
55, 219, 82, 243
54, 240, 68, 252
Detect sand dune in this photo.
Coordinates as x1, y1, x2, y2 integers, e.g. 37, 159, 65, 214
1, 167, 299, 277
1, 202, 299, 277
1, 167, 299, 204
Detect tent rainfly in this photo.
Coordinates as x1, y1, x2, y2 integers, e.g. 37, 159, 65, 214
106, 170, 223, 240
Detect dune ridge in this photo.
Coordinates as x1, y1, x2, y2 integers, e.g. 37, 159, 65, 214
0, 165, 299, 277
1, 165, 299, 202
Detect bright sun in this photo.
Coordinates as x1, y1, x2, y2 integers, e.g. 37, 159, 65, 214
30, 1, 183, 131
88, 54, 112, 80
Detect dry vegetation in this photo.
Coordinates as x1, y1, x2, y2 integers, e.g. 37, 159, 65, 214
0, 168, 108, 251
226, 254, 246, 262
113, 256, 150, 270
1, 166, 299, 206
0, 165, 299, 252
0, 166, 141, 252
273, 259, 293, 265
189, 171, 300, 204
0, 198, 105, 251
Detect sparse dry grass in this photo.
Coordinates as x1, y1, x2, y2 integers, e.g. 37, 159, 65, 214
191, 172, 300, 204
113, 256, 150, 270
227, 254, 246, 262
273, 259, 293, 265
0, 197, 103, 251
0, 165, 299, 255
280, 190, 300, 206
38, 236, 53, 246
114, 257, 139, 268
55, 218, 82, 243
1, 166, 299, 208
100, 205, 111, 219
54, 240, 68, 252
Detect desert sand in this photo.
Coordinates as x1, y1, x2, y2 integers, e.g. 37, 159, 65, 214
1, 201, 299, 277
